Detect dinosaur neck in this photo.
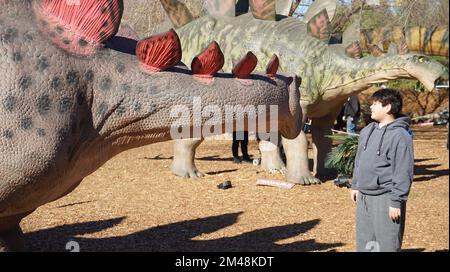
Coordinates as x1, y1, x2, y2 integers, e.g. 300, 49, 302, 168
321, 53, 410, 101
85, 48, 294, 155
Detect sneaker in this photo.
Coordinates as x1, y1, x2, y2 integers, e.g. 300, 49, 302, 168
241, 156, 253, 164
233, 156, 241, 164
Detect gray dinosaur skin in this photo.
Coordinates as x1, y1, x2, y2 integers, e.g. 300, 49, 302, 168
0, 0, 302, 251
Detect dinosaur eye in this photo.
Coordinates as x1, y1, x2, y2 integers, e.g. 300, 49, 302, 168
418, 56, 425, 63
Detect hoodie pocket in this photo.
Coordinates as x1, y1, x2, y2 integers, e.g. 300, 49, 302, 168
377, 177, 392, 187
362, 176, 381, 190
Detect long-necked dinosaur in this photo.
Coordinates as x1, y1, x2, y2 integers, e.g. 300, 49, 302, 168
359, 25, 448, 57
158, 0, 448, 183
0, 0, 303, 251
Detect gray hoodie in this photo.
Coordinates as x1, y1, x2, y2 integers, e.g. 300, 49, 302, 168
351, 116, 414, 208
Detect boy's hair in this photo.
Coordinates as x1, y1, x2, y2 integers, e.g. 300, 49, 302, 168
372, 88, 403, 116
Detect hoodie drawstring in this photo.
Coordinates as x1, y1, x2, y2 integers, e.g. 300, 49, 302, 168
363, 125, 376, 151
377, 126, 388, 156
363, 123, 390, 156
361, 193, 368, 213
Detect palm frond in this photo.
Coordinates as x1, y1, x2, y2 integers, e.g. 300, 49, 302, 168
325, 135, 359, 176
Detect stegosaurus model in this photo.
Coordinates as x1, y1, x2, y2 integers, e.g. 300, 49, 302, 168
159, 0, 449, 184
0, 0, 303, 251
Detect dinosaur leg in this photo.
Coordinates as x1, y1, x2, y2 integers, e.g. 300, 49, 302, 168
172, 138, 204, 178
282, 131, 321, 185
259, 140, 286, 172
0, 179, 84, 252
0, 212, 33, 252
311, 112, 340, 180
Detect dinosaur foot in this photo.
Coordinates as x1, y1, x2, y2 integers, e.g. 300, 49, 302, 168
286, 173, 321, 185
0, 225, 25, 252
259, 142, 286, 172
172, 165, 205, 178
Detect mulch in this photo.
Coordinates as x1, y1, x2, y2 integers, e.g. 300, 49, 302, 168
20, 126, 449, 252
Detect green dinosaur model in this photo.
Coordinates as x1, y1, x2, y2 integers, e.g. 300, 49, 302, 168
159, 0, 448, 184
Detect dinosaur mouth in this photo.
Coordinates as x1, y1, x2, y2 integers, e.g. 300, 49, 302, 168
434, 70, 449, 89
433, 76, 449, 90
420, 71, 449, 91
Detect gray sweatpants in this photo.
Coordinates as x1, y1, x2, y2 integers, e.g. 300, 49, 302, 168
356, 192, 406, 252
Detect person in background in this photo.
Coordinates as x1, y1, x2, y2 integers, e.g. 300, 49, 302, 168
343, 95, 360, 135
335, 107, 345, 131
232, 131, 252, 164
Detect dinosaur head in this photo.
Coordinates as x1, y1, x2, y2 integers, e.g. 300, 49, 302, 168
322, 49, 449, 104
401, 54, 449, 91
362, 41, 449, 91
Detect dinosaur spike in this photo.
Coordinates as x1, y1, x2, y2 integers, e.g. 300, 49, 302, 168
369, 44, 383, 57
159, 0, 194, 28
232, 52, 258, 79
266, 54, 279, 78
397, 39, 409, 55
345, 41, 362, 59
277, 0, 294, 16
342, 20, 361, 48
387, 42, 398, 55
306, 8, 331, 42
33, 0, 123, 56
205, 0, 235, 17
304, 0, 337, 23
387, 39, 409, 56
136, 29, 182, 73
250, 0, 276, 21
191, 41, 224, 78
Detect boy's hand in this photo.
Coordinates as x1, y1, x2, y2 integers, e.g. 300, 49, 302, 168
389, 207, 401, 222
350, 190, 359, 204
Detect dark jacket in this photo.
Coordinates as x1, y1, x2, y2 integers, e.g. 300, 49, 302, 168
351, 117, 414, 208
344, 96, 360, 118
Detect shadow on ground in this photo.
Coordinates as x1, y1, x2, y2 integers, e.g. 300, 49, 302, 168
198, 155, 237, 162
413, 158, 449, 182
205, 169, 238, 175
25, 212, 343, 252
143, 154, 173, 160
402, 248, 426, 252
143, 155, 235, 162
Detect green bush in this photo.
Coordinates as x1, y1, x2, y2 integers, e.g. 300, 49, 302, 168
325, 135, 359, 176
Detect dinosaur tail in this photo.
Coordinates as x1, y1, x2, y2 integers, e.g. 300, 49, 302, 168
360, 26, 449, 57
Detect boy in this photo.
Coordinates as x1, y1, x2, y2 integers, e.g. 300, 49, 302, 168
350, 89, 414, 252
